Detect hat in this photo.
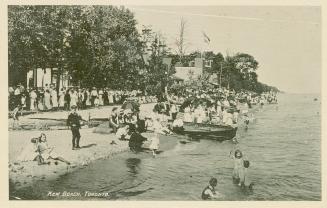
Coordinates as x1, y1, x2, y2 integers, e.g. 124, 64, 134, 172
31, 137, 39, 143
124, 109, 132, 114
145, 114, 152, 119
71, 105, 77, 109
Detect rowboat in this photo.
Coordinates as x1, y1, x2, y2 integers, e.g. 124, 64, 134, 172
175, 122, 237, 141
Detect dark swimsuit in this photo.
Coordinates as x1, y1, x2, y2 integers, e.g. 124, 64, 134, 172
201, 185, 216, 200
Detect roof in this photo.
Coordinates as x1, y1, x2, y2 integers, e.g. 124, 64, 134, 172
171, 75, 184, 81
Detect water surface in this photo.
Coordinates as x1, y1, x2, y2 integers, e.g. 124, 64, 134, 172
11, 93, 321, 200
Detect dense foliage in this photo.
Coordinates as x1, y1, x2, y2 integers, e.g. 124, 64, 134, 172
8, 5, 278, 94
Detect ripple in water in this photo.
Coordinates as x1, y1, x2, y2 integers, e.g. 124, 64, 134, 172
11, 93, 321, 200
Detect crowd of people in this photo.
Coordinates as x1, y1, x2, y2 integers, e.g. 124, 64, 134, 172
163, 87, 278, 129
8, 84, 158, 112
15, 83, 277, 199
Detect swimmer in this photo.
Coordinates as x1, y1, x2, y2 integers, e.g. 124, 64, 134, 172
240, 160, 254, 191
201, 177, 222, 200
230, 149, 244, 185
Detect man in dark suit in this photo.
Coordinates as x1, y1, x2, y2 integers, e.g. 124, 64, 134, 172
67, 105, 83, 150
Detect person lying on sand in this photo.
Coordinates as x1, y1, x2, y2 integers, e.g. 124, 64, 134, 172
33, 133, 71, 165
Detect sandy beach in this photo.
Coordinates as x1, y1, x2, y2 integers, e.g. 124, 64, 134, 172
9, 103, 167, 192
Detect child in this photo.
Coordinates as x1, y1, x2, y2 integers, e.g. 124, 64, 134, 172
244, 113, 250, 129
149, 133, 159, 158
94, 96, 100, 108
11, 104, 22, 129
34, 133, 70, 165
230, 149, 244, 186
240, 160, 254, 191
201, 177, 222, 200
149, 118, 162, 157
21, 94, 26, 110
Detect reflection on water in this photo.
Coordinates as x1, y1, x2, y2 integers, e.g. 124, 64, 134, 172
126, 158, 141, 175
10, 94, 321, 200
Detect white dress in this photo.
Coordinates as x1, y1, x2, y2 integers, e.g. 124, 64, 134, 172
70, 92, 78, 107
98, 90, 104, 106
58, 91, 65, 107
44, 92, 52, 110
30, 91, 37, 110
149, 134, 159, 150
51, 90, 58, 108
183, 107, 193, 122
86, 91, 91, 106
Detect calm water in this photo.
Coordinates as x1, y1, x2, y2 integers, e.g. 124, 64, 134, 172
11, 93, 321, 200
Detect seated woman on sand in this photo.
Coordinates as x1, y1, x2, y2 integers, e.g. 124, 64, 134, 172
33, 133, 70, 165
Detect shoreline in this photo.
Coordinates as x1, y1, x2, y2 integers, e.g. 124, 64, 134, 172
9, 102, 262, 196
9, 128, 130, 191
9, 103, 158, 193
9, 129, 181, 199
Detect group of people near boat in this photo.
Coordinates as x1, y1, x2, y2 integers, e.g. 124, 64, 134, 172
108, 104, 173, 157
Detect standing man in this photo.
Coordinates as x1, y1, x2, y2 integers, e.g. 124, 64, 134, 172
67, 105, 83, 150
109, 107, 120, 133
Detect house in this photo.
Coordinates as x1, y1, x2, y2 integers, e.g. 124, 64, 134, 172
173, 57, 213, 82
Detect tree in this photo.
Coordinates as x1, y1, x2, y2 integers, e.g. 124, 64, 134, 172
175, 18, 189, 64
8, 5, 143, 90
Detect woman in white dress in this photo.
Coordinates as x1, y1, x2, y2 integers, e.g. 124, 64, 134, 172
183, 105, 193, 122
69, 90, 78, 108
86, 90, 91, 107
29, 89, 37, 111
44, 90, 52, 110
108, 91, 114, 105
50, 89, 58, 109
98, 89, 104, 106
58, 88, 65, 110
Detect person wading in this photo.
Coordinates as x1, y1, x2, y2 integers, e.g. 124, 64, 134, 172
67, 105, 83, 150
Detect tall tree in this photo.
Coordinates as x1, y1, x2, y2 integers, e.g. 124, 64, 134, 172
175, 18, 188, 64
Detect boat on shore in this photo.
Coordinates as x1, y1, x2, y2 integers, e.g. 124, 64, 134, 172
175, 122, 237, 141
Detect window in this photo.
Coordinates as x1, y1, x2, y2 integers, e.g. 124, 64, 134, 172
204, 60, 213, 67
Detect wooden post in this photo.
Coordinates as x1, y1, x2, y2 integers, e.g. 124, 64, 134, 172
219, 62, 222, 88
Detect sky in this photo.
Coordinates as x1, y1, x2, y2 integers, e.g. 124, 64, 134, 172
126, 6, 321, 93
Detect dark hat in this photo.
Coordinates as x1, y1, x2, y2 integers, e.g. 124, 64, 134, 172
31, 137, 39, 143
71, 105, 77, 109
